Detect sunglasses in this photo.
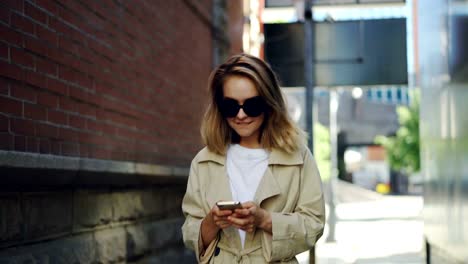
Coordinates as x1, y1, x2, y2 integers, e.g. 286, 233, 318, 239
219, 96, 266, 117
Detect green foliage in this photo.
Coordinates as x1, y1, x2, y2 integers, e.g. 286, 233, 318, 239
314, 123, 331, 181
375, 89, 420, 174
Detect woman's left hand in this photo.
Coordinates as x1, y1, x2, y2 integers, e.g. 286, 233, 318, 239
227, 201, 272, 234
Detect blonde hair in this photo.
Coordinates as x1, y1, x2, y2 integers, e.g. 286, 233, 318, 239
201, 53, 305, 155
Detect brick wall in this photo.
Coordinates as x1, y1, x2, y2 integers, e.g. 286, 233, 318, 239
0, 0, 243, 262
0, 0, 213, 166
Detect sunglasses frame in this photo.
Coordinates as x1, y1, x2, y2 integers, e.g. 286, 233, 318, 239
219, 96, 267, 118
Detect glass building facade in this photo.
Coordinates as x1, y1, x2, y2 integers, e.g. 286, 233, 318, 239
418, 0, 468, 263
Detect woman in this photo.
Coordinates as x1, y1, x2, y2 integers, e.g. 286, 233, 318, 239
182, 54, 325, 263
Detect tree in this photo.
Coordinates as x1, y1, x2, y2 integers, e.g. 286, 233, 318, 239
375, 90, 420, 174
314, 123, 331, 181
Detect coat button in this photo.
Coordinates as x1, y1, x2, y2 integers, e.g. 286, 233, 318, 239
214, 246, 220, 256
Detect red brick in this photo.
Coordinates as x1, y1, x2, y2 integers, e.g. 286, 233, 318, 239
87, 120, 115, 135
59, 127, 78, 141
50, 139, 60, 155
0, 78, 9, 95
36, 24, 57, 46
11, 13, 35, 35
11, 83, 36, 102
39, 138, 51, 153
0, 133, 13, 150
11, 118, 35, 136
0, 96, 22, 116
77, 45, 94, 63
58, 97, 77, 113
69, 86, 88, 101
46, 77, 67, 95
26, 136, 39, 152
58, 35, 78, 56
55, 51, 81, 72
49, 17, 74, 36
10, 48, 34, 68
61, 141, 79, 156
24, 35, 48, 56
79, 143, 89, 157
76, 72, 93, 89
0, 61, 25, 81
58, 66, 76, 83
37, 58, 57, 76
14, 135, 27, 151
1, 0, 24, 11
90, 146, 110, 160
0, 115, 9, 132
69, 114, 87, 129
77, 102, 96, 118
25, 70, 47, 89
0, 6, 10, 24
0, 24, 24, 47
36, 122, 58, 138
87, 94, 100, 106
25, 2, 48, 25
47, 109, 67, 125
0, 42, 8, 60
35, 0, 57, 15
24, 102, 46, 121
37, 91, 58, 108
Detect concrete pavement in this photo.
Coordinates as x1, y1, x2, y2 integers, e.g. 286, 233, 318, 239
298, 180, 425, 264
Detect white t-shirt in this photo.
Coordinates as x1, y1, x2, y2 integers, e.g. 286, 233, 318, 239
226, 144, 269, 247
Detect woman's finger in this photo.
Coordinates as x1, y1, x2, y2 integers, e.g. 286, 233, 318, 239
233, 208, 251, 216
228, 215, 254, 226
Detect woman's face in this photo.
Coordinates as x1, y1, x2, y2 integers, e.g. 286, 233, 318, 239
222, 75, 265, 148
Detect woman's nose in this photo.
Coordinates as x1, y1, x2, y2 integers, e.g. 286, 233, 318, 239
236, 107, 247, 119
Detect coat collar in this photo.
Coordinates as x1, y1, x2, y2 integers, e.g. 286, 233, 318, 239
196, 146, 304, 166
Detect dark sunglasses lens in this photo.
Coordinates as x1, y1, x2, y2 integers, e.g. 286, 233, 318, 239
220, 99, 240, 117
242, 97, 265, 117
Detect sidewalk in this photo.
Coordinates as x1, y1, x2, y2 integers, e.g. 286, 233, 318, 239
299, 180, 425, 264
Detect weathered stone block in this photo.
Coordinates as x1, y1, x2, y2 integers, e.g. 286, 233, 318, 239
112, 191, 144, 221
136, 247, 196, 264
73, 190, 112, 229
0, 194, 22, 244
94, 227, 126, 262
0, 231, 96, 263
126, 224, 150, 259
146, 218, 184, 250
139, 189, 165, 218
23, 192, 72, 240
163, 187, 185, 218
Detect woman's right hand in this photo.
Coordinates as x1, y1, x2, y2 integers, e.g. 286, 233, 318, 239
201, 203, 234, 248
209, 203, 234, 230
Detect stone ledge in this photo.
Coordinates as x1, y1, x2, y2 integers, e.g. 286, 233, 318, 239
0, 217, 187, 263
0, 151, 189, 187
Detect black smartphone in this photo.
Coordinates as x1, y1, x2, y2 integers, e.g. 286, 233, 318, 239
216, 201, 242, 211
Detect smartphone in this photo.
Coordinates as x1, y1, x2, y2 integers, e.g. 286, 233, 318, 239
216, 201, 242, 211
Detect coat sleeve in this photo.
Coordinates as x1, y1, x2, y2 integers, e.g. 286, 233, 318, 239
181, 160, 220, 263
262, 149, 326, 262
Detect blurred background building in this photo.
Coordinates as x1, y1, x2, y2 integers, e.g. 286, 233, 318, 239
0, 1, 243, 262
261, 0, 410, 193
248, 0, 467, 263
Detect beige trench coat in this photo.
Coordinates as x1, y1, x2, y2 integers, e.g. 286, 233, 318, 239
182, 145, 325, 263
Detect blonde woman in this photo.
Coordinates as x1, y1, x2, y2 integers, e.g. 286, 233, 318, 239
182, 54, 325, 263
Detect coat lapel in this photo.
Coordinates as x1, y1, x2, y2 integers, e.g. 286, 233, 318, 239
254, 166, 281, 206
199, 151, 243, 249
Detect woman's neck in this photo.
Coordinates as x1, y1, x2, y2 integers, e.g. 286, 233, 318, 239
239, 139, 261, 149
